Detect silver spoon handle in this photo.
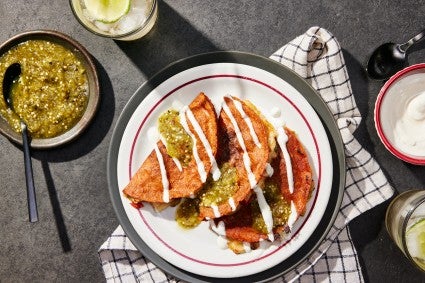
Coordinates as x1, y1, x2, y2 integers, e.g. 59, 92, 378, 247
400, 29, 425, 52
21, 123, 38, 223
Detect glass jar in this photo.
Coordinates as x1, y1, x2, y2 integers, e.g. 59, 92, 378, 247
69, 0, 158, 41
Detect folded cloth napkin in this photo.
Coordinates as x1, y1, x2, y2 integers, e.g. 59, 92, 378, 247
98, 27, 394, 282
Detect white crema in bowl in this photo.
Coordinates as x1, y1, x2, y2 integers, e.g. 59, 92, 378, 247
394, 91, 425, 156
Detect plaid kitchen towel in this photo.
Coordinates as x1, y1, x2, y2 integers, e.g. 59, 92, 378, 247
99, 26, 394, 282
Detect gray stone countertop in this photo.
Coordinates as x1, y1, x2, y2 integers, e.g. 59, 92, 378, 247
0, 0, 424, 282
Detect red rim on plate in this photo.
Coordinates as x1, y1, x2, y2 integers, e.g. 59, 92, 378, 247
128, 74, 322, 268
374, 63, 425, 165
107, 51, 346, 282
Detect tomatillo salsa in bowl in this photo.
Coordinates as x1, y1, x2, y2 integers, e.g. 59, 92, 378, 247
0, 30, 99, 149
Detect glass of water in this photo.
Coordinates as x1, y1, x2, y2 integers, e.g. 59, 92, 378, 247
386, 190, 425, 272
69, 0, 158, 41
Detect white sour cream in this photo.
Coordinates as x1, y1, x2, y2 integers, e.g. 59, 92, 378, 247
277, 127, 294, 194
222, 98, 257, 188
264, 163, 274, 177
179, 107, 207, 182
243, 242, 252, 253
228, 197, 236, 212
209, 220, 228, 249
211, 205, 221, 218
267, 109, 294, 194
232, 98, 262, 148
394, 91, 425, 156
148, 127, 170, 202
159, 135, 182, 171
184, 106, 221, 181
153, 143, 169, 203
287, 200, 299, 231
253, 186, 274, 241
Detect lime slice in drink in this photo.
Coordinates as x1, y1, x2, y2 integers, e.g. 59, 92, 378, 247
83, 0, 131, 23
406, 218, 425, 261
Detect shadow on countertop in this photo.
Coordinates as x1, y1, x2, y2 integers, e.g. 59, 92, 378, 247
342, 49, 376, 155
342, 48, 383, 283
115, 0, 221, 78
15, 58, 115, 253
343, 47, 425, 282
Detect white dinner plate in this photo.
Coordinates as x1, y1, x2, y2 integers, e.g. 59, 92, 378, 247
108, 51, 345, 282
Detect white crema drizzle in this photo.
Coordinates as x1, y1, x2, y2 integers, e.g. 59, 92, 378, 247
243, 242, 252, 253
222, 98, 257, 188
148, 127, 170, 203
287, 200, 299, 231
159, 135, 182, 171
184, 106, 221, 181
210, 220, 228, 249
253, 186, 274, 241
228, 197, 236, 212
153, 144, 170, 203
231, 97, 262, 148
277, 127, 294, 194
179, 108, 207, 182
265, 163, 274, 177
269, 107, 294, 194
211, 205, 221, 218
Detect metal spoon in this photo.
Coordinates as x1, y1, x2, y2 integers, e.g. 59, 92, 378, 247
366, 29, 425, 80
3, 63, 38, 223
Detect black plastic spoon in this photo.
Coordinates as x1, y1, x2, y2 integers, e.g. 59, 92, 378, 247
366, 29, 425, 80
3, 63, 38, 223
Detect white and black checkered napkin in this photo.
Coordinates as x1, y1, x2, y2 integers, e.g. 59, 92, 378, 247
98, 27, 394, 282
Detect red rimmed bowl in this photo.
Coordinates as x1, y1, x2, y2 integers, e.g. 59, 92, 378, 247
374, 63, 425, 165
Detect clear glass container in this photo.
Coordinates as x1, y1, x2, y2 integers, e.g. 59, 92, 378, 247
69, 0, 158, 41
386, 190, 425, 272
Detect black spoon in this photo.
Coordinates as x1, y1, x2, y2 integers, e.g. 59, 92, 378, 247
366, 29, 425, 80
3, 63, 38, 223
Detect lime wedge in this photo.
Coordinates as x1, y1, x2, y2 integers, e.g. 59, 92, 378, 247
406, 218, 425, 260
83, 0, 131, 23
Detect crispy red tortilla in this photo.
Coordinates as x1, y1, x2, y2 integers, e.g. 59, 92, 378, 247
276, 128, 314, 216
123, 92, 218, 203
199, 96, 270, 219
213, 127, 314, 244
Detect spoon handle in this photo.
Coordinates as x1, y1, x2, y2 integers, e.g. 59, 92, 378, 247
400, 29, 425, 52
21, 123, 38, 223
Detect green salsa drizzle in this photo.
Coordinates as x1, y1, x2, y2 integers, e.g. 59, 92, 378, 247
175, 162, 238, 229
158, 109, 193, 166
175, 198, 201, 229
0, 40, 88, 138
251, 180, 291, 234
199, 162, 237, 207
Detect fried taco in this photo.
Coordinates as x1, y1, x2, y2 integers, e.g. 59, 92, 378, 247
123, 92, 315, 255
122, 92, 219, 204
209, 127, 314, 254
197, 95, 273, 219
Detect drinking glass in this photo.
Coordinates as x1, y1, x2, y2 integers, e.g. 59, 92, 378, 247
386, 190, 425, 272
69, 0, 158, 41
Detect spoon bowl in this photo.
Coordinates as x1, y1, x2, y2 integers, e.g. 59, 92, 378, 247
366, 29, 425, 81
366, 42, 407, 80
3, 63, 21, 105
3, 63, 38, 223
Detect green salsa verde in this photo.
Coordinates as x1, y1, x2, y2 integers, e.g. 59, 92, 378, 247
158, 109, 193, 166
199, 162, 237, 207
175, 162, 238, 229
0, 40, 88, 139
175, 198, 201, 229
251, 180, 291, 234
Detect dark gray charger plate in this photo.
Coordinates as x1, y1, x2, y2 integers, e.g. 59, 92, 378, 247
107, 51, 346, 282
